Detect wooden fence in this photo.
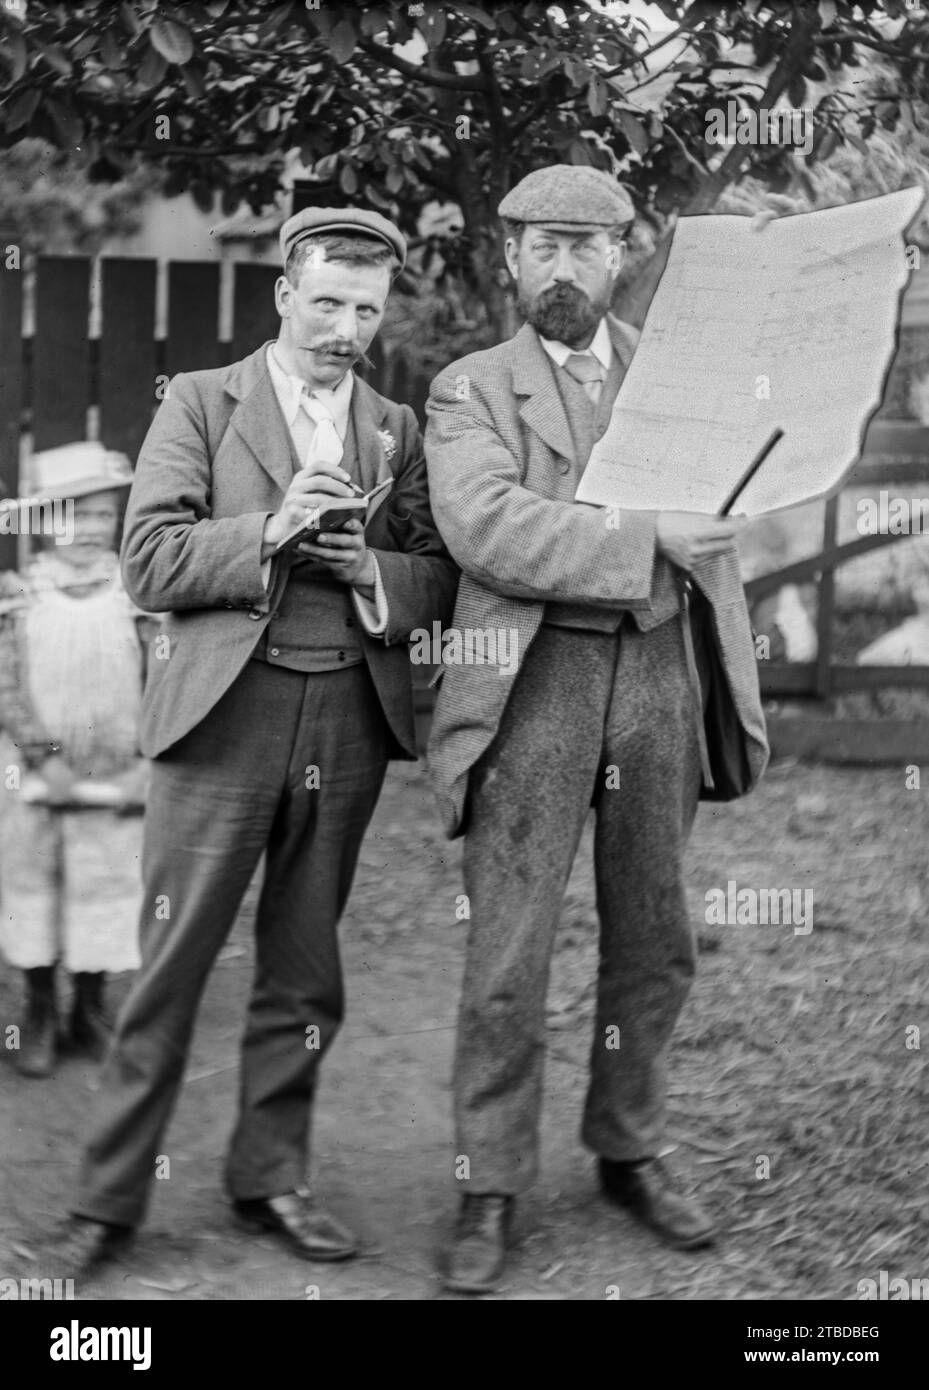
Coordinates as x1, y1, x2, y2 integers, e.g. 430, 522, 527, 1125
0, 253, 428, 571
746, 418, 929, 761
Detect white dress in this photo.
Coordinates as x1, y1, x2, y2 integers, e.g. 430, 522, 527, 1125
0, 554, 144, 973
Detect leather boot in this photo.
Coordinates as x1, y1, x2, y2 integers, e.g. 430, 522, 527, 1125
443, 1194, 514, 1294
15, 967, 57, 1078
599, 1156, 717, 1249
70, 972, 112, 1061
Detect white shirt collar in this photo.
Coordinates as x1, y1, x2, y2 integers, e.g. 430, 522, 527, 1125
538, 317, 613, 371
266, 343, 354, 431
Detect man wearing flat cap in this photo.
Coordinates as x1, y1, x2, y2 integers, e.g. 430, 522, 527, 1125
425, 164, 767, 1291
58, 206, 457, 1270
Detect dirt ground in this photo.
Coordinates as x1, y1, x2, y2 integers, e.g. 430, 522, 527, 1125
1, 752, 927, 1302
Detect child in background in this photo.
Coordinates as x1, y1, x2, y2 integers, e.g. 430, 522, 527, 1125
0, 443, 153, 1078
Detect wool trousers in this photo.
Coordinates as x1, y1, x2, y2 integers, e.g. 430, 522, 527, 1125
454, 614, 708, 1194
73, 657, 390, 1226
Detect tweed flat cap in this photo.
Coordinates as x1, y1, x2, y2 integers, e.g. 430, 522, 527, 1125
498, 166, 634, 230
279, 206, 407, 270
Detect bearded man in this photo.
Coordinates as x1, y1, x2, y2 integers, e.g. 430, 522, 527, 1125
424, 166, 767, 1293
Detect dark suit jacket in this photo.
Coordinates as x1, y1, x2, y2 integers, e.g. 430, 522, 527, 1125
122, 342, 457, 760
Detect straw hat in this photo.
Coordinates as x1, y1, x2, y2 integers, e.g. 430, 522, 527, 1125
21, 442, 134, 502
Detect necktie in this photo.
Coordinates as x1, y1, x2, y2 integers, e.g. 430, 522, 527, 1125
562, 352, 604, 405
300, 393, 344, 469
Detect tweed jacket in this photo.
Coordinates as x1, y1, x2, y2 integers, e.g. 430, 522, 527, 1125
122, 343, 457, 761
424, 315, 769, 839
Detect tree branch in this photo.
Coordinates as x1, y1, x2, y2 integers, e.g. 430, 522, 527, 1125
683, 4, 822, 215
358, 38, 488, 92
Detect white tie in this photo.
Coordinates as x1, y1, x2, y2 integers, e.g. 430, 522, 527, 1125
300, 393, 344, 470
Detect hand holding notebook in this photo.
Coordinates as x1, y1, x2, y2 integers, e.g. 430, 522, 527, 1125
274, 476, 394, 555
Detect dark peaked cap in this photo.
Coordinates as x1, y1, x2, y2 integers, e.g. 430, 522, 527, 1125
498, 166, 635, 230
279, 206, 407, 270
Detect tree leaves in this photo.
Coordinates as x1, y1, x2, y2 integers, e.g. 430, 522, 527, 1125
137, 46, 168, 90
329, 20, 357, 64
617, 109, 649, 157
1, 0, 924, 348
360, 9, 391, 38
45, 96, 84, 148
4, 87, 40, 132
150, 18, 195, 66
36, 43, 72, 78
449, 3, 496, 31
0, 31, 28, 83
100, 28, 126, 70
420, 8, 447, 51
587, 76, 607, 118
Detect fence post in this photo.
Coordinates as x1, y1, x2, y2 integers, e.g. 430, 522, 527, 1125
815, 495, 839, 699
0, 226, 23, 571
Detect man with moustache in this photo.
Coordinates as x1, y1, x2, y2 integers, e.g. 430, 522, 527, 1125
55, 207, 457, 1271
425, 166, 767, 1292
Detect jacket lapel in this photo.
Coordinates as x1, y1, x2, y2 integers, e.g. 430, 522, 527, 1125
605, 312, 638, 372
511, 316, 639, 468
350, 376, 392, 517
512, 324, 575, 465
226, 343, 298, 496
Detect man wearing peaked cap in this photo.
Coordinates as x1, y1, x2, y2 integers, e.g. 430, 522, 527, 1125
425, 164, 768, 1292
279, 205, 408, 270
497, 164, 636, 229
55, 206, 455, 1273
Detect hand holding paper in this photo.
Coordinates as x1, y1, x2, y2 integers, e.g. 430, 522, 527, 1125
576, 187, 925, 519
655, 512, 742, 571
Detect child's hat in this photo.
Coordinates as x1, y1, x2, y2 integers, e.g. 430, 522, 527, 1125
21, 442, 133, 502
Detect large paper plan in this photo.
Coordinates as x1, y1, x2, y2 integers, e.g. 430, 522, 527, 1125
575, 186, 925, 518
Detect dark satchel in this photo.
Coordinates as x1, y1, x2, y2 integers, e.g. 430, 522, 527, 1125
678, 573, 753, 803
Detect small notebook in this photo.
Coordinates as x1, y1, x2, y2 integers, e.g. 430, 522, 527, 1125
274, 477, 394, 555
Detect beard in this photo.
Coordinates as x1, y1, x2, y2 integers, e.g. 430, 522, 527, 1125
518, 281, 609, 346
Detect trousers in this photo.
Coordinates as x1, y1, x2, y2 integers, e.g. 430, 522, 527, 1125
454, 614, 708, 1193
73, 658, 390, 1226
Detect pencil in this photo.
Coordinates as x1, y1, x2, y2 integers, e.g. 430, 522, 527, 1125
718, 428, 784, 517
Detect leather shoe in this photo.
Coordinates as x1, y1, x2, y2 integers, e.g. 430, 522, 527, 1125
55, 1216, 134, 1277
443, 1194, 513, 1294
599, 1156, 717, 1249
233, 1187, 358, 1262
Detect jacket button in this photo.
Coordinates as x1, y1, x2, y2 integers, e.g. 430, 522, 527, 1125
558, 460, 571, 474
269, 647, 280, 657
345, 616, 355, 627
248, 609, 262, 620
224, 602, 234, 609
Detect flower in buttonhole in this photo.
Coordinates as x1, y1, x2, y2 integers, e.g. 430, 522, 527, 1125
377, 429, 397, 463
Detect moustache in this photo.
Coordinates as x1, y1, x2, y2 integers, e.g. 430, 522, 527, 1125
305, 340, 375, 371
536, 283, 591, 308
